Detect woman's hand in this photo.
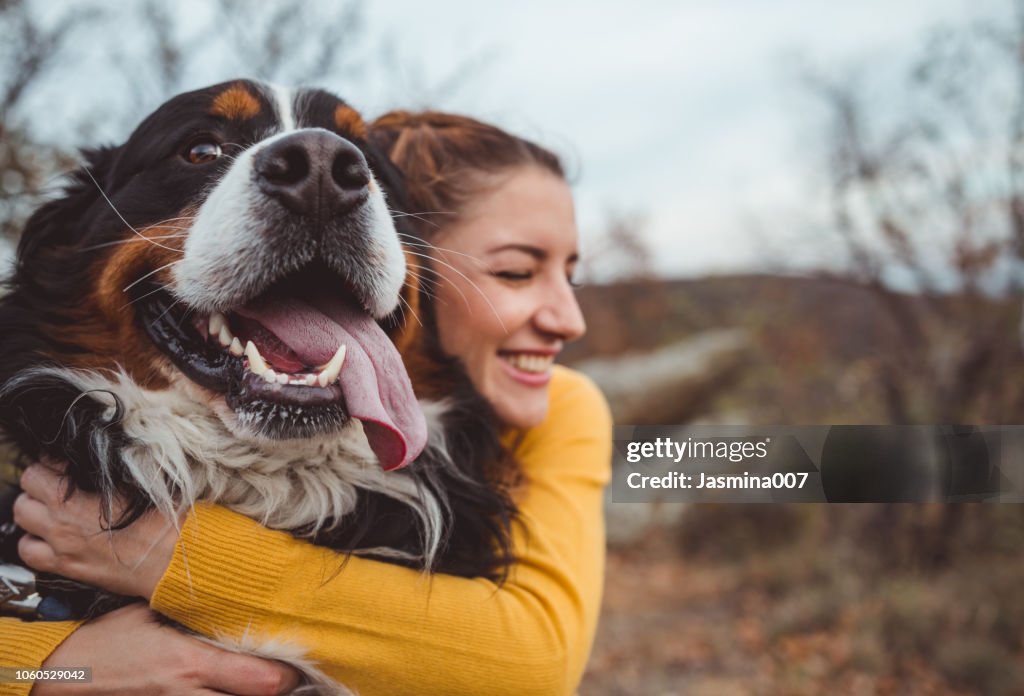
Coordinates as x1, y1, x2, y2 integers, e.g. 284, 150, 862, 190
34, 603, 301, 695
14, 462, 178, 600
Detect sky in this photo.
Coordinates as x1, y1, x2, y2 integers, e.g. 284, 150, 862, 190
13, 0, 1006, 280
353, 0, 999, 279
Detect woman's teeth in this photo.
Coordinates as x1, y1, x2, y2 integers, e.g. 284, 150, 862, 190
502, 353, 554, 373
207, 312, 346, 388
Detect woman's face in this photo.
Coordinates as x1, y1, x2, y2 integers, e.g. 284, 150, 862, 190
430, 165, 586, 429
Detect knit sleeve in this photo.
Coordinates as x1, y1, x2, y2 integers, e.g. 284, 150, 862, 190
151, 367, 612, 696
0, 619, 82, 696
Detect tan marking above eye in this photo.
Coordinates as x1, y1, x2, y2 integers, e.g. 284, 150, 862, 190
210, 85, 261, 120
334, 104, 368, 140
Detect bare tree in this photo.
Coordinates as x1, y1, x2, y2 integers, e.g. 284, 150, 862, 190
109, 0, 370, 115
0, 0, 100, 239
580, 209, 656, 283
0, 0, 487, 246
799, 2, 1024, 423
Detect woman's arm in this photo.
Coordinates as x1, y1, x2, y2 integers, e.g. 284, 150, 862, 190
0, 619, 80, 696
0, 605, 298, 696
152, 367, 611, 696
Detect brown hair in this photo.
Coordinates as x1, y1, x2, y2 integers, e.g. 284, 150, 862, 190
366, 113, 546, 573
368, 110, 564, 237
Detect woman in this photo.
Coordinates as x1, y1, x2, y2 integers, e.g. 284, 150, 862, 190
1, 112, 612, 696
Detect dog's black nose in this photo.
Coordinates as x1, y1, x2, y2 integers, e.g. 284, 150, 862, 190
254, 130, 370, 218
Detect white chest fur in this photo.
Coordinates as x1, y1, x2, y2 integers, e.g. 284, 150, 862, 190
12, 367, 445, 561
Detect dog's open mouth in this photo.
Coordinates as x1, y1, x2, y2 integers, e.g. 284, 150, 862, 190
136, 264, 424, 470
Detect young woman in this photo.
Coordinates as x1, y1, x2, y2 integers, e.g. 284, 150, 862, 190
2, 112, 612, 696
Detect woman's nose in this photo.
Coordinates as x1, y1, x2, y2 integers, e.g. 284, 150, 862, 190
534, 281, 586, 341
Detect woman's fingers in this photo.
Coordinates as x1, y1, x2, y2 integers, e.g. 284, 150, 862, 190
202, 649, 302, 696
8, 458, 177, 598
37, 604, 303, 695
16, 532, 58, 571
11, 489, 50, 535
18, 462, 66, 504
13, 491, 64, 574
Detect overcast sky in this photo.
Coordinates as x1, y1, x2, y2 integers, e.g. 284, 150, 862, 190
18, 0, 1006, 280
349, 0, 1000, 279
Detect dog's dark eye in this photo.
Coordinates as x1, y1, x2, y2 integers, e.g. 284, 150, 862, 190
185, 140, 222, 164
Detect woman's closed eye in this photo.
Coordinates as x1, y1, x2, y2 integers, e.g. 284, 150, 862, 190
492, 270, 534, 282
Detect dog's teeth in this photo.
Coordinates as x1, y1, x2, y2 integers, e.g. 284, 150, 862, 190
242, 341, 345, 388
245, 341, 268, 374
217, 324, 233, 347
209, 311, 226, 338
316, 344, 347, 387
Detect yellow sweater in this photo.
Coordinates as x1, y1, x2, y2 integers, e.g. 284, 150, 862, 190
0, 366, 611, 695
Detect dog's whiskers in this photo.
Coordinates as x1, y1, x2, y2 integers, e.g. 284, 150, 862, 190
396, 293, 423, 328
81, 232, 189, 253
403, 250, 507, 333
122, 259, 183, 294
407, 261, 476, 312
153, 297, 185, 325
404, 270, 442, 302
173, 306, 197, 333
404, 257, 473, 315
81, 167, 185, 253
393, 296, 408, 327
150, 214, 198, 225
397, 233, 486, 267
122, 284, 170, 310
389, 209, 456, 230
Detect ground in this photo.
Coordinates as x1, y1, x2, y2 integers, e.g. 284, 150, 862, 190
581, 507, 1024, 696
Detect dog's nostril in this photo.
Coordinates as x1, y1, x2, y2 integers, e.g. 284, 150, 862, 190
332, 150, 370, 191
255, 131, 370, 218
261, 145, 310, 186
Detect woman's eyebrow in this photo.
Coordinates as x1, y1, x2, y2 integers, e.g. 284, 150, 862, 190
488, 245, 579, 265
488, 243, 546, 260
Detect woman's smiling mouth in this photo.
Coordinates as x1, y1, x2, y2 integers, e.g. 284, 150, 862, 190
498, 350, 556, 386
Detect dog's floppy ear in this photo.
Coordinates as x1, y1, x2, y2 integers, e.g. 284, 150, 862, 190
361, 139, 427, 352
362, 141, 410, 217
16, 146, 117, 266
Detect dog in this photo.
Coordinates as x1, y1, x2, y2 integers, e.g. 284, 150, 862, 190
0, 80, 515, 689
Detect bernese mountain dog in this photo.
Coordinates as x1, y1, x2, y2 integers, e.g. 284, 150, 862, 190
0, 80, 514, 688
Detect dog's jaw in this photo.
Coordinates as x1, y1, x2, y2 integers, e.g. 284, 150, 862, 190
24, 364, 442, 545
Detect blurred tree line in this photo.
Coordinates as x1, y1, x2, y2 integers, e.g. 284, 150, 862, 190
1, 0, 371, 239
797, 1, 1024, 424
573, 2, 1024, 428
0, 0, 482, 245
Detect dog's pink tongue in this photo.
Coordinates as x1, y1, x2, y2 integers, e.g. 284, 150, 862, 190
235, 297, 427, 471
